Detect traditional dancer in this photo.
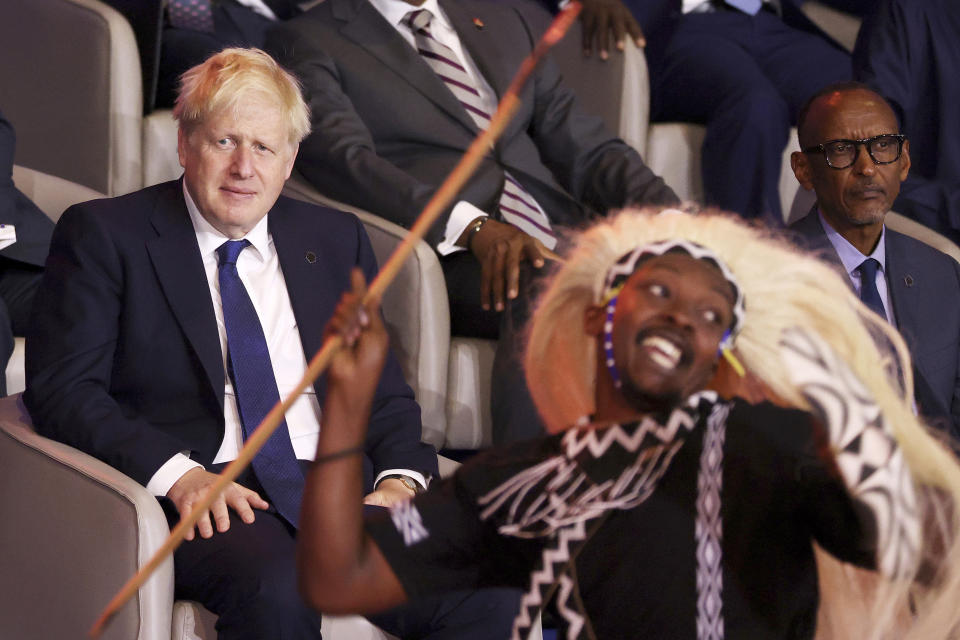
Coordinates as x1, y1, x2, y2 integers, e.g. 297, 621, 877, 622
299, 208, 960, 639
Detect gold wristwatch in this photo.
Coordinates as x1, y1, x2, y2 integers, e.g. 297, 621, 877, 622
379, 474, 422, 494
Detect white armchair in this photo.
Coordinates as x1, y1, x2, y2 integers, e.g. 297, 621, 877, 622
0, 394, 399, 639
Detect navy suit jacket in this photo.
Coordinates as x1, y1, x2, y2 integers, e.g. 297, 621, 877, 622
0, 110, 54, 267
790, 211, 960, 437
25, 180, 437, 491
266, 0, 676, 247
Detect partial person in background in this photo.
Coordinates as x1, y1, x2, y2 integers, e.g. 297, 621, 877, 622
530, 0, 852, 223
0, 108, 54, 397
157, 0, 305, 107
296, 207, 960, 639
266, 0, 678, 444
25, 48, 516, 639
851, 0, 960, 246
789, 82, 960, 439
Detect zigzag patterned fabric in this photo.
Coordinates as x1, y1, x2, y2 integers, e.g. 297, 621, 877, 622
695, 403, 730, 640
476, 391, 724, 640
779, 327, 921, 577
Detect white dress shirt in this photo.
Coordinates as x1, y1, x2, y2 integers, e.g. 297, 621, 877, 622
146, 184, 425, 495
368, 0, 549, 255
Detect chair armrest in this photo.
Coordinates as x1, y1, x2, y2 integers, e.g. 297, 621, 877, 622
283, 174, 452, 448
0, 394, 174, 640
886, 212, 960, 264
12, 165, 105, 223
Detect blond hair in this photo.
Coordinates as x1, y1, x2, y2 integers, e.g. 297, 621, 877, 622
525, 207, 960, 639
173, 47, 311, 145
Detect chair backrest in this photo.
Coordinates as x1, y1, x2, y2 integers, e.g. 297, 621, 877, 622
550, 21, 649, 156
886, 211, 960, 264
12, 165, 106, 223
0, 0, 143, 196
282, 175, 451, 449
0, 394, 175, 640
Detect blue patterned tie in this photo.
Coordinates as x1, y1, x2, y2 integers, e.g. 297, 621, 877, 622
724, 0, 763, 15
217, 240, 303, 528
858, 258, 887, 320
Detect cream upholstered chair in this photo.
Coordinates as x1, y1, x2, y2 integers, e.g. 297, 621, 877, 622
5, 166, 105, 395
0, 0, 142, 196
0, 0, 183, 196
0, 393, 400, 640
283, 175, 451, 450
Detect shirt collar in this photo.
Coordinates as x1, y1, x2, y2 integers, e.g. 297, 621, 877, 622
182, 180, 271, 262
368, 0, 449, 31
818, 209, 887, 277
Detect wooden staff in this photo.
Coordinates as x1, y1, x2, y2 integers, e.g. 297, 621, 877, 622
89, 4, 580, 637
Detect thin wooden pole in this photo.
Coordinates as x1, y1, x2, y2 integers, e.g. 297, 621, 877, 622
89, 5, 580, 636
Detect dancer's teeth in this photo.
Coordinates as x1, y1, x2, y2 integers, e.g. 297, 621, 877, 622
642, 335, 681, 369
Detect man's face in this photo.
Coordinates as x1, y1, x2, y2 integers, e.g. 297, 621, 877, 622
178, 92, 298, 238
792, 89, 910, 232
609, 253, 735, 410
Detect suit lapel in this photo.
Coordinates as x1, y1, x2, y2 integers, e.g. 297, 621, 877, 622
146, 183, 225, 408
442, 0, 508, 99
270, 209, 337, 398
333, 0, 480, 136
442, 0, 536, 148
885, 230, 922, 350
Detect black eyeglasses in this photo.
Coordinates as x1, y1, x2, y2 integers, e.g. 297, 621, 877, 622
802, 134, 906, 169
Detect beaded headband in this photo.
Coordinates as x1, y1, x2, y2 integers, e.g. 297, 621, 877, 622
600, 240, 747, 388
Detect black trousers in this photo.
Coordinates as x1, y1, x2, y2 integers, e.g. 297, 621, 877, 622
161, 467, 520, 639
441, 251, 558, 445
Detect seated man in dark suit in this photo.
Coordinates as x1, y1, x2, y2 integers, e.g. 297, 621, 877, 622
0, 108, 54, 397
789, 81, 960, 438
155, 0, 304, 107
532, 0, 852, 222
25, 48, 516, 639
265, 0, 678, 444
852, 0, 960, 246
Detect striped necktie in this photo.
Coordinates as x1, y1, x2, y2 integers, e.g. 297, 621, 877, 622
405, 9, 557, 249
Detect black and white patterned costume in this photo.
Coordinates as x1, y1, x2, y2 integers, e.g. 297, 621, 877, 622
367, 372, 915, 639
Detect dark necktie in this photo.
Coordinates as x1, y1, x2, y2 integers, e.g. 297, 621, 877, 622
404, 9, 557, 250
858, 257, 888, 320
217, 240, 303, 527
167, 0, 215, 33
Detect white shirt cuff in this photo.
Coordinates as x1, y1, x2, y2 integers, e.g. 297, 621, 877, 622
374, 468, 428, 491
145, 452, 204, 497
436, 201, 488, 256
0, 224, 16, 252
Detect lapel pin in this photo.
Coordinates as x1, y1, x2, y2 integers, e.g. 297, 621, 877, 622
305, 251, 317, 264
473, 17, 484, 29
904, 275, 914, 287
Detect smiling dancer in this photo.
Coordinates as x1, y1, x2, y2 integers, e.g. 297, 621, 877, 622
298, 208, 960, 639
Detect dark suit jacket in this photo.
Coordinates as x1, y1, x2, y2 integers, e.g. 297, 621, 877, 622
265, 0, 677, 247
24, 180, 437, 491
790, 211, 960, 436
0, 110, 54, 267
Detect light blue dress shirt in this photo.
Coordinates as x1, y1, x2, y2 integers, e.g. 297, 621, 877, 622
818, 210, 896, 326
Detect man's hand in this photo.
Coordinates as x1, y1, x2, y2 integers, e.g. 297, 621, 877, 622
166, 467, 270, 541
363, 477, 417, 507
465, 219, 547, 312
580, 0, 645, 60
324, 268, 389, 411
